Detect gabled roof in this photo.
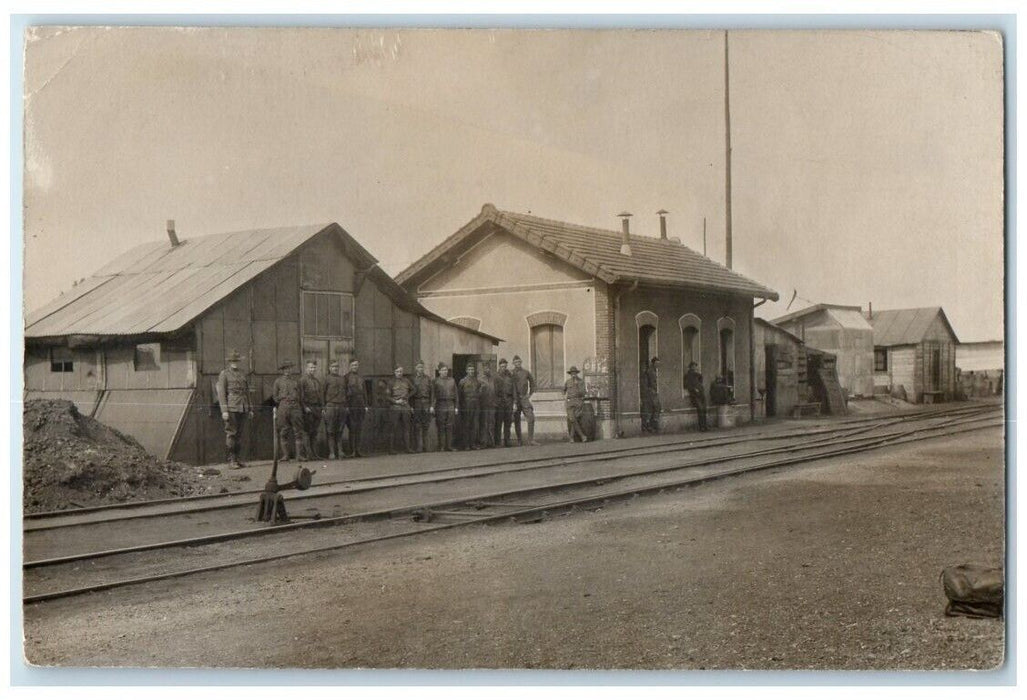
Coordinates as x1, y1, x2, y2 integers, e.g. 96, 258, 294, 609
867, 307, 959, 347
772, 303, 866, 327
755, 317, 805, 345
26, 223, 501, 343
396, 204, 778, 301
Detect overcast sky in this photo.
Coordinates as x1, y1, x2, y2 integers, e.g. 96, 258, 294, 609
22, 27, 1004, 341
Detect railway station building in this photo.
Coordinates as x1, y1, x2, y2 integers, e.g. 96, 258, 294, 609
396, 204, 779, 439
24, 222, 498, 464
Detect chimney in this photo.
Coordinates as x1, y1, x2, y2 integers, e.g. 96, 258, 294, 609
166, 219, 180, 247
618, 212, 632, 256
657, 209, 669, 240
868, 301, 873, 320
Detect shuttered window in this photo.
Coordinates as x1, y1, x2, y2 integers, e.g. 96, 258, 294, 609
301, 292, 354, 339
531, 323, 564, 389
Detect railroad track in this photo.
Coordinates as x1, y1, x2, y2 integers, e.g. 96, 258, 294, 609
23, 403, 1002, 604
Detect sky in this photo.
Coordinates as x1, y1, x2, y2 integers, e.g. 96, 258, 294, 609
22, 27, 1005, 341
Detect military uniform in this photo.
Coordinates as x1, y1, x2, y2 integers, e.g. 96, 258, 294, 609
343, 369, 368, 457
298, 371, 323, 458
458, 374, 481, 449
322, 369, 348, 458
410, 370, 434, 452
478, 371, 497, 447
641, 362, 661, 433
386, 373, 415, 454
563, 368, 588, 442
215, 356, 251, 467
432, 372, 458, 452
272, 367, 304, 461
493, 365, 516, 447
511, 363, 537, 445
684, 366, 708, 431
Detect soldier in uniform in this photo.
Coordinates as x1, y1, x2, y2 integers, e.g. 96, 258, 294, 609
478, 363, 497, 448
216, 349, 253, 468
410, 360, 434, 452
432, 363, 458, 452
386, 365, 415, 455
298, 360, 323, 459
493, 358, 516, 447
458, 364, 481, 450
343, 359, 369, 457
641, 356, 662, 434
272, 360, 304, 462
563, 366, 588, 443
511, 355, 539, 446
684, 361, 708, 432
322, 359, 348, 459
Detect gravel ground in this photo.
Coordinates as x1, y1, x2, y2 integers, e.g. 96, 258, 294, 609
22, 426, 1005, 672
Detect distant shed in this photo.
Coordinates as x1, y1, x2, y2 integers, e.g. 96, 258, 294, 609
867, 307, 959, 403
772, 303, 874, 398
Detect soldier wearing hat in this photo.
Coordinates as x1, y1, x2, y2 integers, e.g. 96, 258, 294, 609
342, 359, 369, 457
298, 360, 323, 459
322, 359, 347, 459
563, 366, 588, 443
684, 361, 708, 431
493, 358, 516, 447
478, 362, 497, 448
458, 363, 482, 450
272, 359, 304, 461
410, 360, 434, 452
511, 355, 539, 446
216, 350, 253, 468
386, 365, 415, 455
431, 362, 458, 451
641, 356, 662, 434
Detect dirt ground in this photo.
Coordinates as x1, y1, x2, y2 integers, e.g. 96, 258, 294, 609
22, 426, 1005, 672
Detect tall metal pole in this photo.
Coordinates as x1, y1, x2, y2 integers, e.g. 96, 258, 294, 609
724, 30, 733, 270
703, 216, 707, 257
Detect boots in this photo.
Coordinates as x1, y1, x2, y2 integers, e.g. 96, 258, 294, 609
528, 420, 539, 446
328, 435, 337, 460
278, 436, 291, 462
295, 439, 306, 461
302, 434, 315, 460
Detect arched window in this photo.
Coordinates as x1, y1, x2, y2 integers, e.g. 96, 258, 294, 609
679, 314, 701, 394
527, 311, 567, 389
448, 316, 482, 332
718, 317, 736, 385
636, 311, 659, 402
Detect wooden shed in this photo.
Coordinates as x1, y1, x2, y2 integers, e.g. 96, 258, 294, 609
867, 307, 959, 403
25, 222, 498, 464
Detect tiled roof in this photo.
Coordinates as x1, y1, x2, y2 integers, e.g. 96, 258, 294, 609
26, 223, 501, 343
867, 307, 959, 347
396, 204, 778, 300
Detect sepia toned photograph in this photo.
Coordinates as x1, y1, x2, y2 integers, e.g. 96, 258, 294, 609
18, 24, 1006, 673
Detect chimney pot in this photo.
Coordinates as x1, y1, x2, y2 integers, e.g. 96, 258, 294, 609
657, 209, 669, 240
166, 219, 180, 247
617, 212, 632, 256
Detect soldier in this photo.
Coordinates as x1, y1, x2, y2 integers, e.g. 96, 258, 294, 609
298, 360, 323, 459
322, 359, 348, 459
431, 363, 458, 452
215, 349, 253, 468
684, 361, 708, 432
493, 358, 516, 447
458, 364, 481, 450
343, 359, 369, 458
511, 355, 539, 446
641, 356, 662, 434
271, 360, 304, 462
478, 363, 497, 448
410, 360, 434, 452
563, 366, 588, 443
386, 365, 415, 455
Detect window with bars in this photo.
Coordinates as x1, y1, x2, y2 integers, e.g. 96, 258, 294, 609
301, 291, 354, 339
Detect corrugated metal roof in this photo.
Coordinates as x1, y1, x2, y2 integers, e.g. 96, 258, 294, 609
867, 307, 958, 346
771, 303, 865, 327
396, 204, 778, 300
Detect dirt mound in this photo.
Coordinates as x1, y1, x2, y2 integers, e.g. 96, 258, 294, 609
23, 399, 228, 513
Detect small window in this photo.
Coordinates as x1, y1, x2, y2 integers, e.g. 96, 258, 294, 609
134, 343, 161, 371
302, 291, 354, 339
49, 347, 74, 373
874, 348, 888, 372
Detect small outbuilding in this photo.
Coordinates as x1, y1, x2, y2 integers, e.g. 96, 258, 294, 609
866, 306, 959, 403
25, 222, 498, 464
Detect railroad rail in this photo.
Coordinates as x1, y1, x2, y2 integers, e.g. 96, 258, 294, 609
23, 403, 1002, 604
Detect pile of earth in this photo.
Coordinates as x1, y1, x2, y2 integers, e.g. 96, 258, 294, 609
22, 399, 235, 514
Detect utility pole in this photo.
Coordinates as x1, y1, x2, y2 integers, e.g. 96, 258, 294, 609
703, 216, 707, 257
724, 30, 733, 270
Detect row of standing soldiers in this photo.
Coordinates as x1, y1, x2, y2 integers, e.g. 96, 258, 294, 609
215, 351, 545, 466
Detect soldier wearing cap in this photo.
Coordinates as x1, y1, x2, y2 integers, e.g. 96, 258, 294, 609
684, 361, 708, 432
298, 360, 323, 459
511, 355, 539, 446
216, 349, 253, 468
272, 360, 304, 461
458, 364, 482, 450
322, 359, 348, 459
386, 365, 415, 455
410, 360, 433, 452
563, 366, 588, 443
478, 363, 497, 448
343, 359, 369, 457
641, 356, 662, 434
493, 358, 516, 447
431, 362, 458, 452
